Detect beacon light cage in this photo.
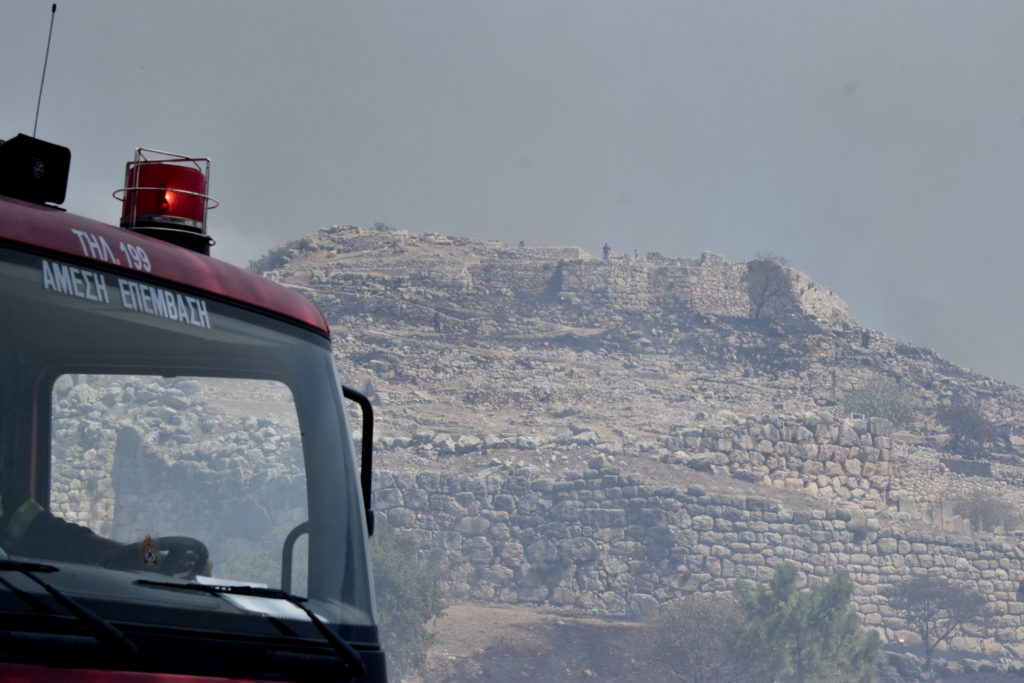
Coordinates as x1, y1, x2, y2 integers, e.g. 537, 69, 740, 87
114, 148, 219, 253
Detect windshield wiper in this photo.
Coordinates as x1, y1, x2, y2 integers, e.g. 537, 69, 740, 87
135, 579, 365, 678
0, 559, 138, 660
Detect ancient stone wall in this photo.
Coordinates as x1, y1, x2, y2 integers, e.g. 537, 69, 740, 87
556, 259, 656, 311
58, 374, 1009, 651
375, 462, 1024, 653
664, 413, 896, 506
390, 413, 899, 507
689, 251, 749, 319
469, 261, 560, 299
548, 251, 752, 320
515, 245, 591, 261
288, 227, 856, 330
790, 269, 852, 330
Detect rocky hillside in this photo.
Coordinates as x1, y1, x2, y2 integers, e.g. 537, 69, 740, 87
256, 225, 1024, 486
254, 225, 1024, 664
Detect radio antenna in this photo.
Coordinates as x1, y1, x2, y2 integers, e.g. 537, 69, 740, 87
33, 4, 57, 138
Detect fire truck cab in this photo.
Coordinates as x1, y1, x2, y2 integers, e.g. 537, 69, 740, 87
0, 135, 386, 681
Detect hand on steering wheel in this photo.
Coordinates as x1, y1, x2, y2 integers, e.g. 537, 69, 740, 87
157, 536, 210, 579
100, 536, 210, 579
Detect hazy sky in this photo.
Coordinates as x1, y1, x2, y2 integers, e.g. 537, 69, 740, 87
5, 2, 1024, 385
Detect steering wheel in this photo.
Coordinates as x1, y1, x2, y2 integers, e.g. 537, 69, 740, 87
157, 536, 210, 579
100, 536, 209, 579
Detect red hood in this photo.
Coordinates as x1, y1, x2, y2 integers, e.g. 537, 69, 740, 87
0, 194, 329, 336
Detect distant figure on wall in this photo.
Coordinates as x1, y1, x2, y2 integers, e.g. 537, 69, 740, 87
602, 243, 611, 260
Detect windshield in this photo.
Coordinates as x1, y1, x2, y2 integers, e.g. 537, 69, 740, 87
0, 244, 374, 637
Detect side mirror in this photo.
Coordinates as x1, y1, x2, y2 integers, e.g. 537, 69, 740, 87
342, 386, 374, 536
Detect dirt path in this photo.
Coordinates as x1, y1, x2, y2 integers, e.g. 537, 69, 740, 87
413, 603, 645, 682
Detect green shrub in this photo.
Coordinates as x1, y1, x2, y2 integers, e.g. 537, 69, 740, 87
371, 520, 447, 679
952, 487, 1020, 532
936, 400, 996, 457
841, 377, 917, 428
248, 245, 291, 273
247, 236, 315, 273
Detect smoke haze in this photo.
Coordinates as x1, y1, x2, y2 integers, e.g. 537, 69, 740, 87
4, 1, 1024, 382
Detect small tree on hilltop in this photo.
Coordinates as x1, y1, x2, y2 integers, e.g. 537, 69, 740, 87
937, 399, 995, 458
884, 575, 985, 671
744, 255, 795, 321
842, 377, 917, 428
728, 563, 880, 682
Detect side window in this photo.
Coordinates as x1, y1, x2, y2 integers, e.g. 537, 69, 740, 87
50, 374, 309, 591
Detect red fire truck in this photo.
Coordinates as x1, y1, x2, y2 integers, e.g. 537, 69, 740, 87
0, 133, 387, 681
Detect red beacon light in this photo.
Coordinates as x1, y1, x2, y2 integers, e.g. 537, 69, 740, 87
114, 148, 218, 254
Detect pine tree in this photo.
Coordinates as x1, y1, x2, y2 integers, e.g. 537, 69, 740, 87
729, 563, 880, 682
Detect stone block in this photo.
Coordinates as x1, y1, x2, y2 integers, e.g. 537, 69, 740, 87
374, 487, 403, 508
499, 541, 525, 564
492, 493, 517, 512
877, 537, 898, 555
628, 594, 659, 617
463, 538, 494, 564
525, 539, 560, 563
859, 446, 881, 462
550, 500, 583, 522
838, 423, 859, 446
385, 507, 416, 527
561, 537, 600, 562
844, 459, 863, 478
691, 515, 714, 532
824, 461, 845, 477
867, 417, 892, 436
531, 479, 554, 493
